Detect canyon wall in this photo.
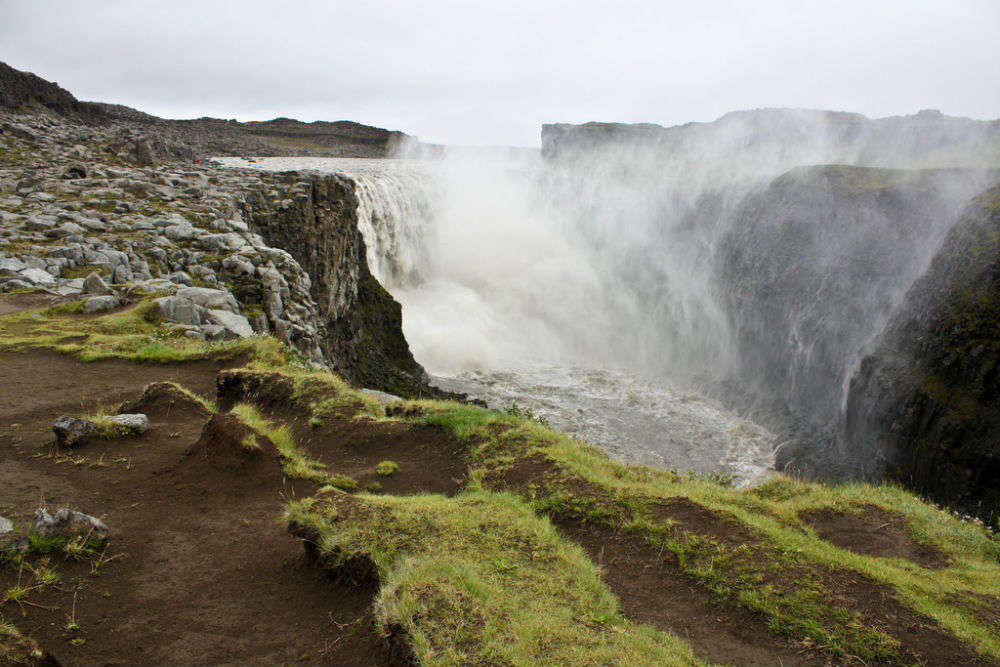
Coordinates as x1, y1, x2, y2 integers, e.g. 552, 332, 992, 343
238, 172, 430, 396
843, 185, 1000, 519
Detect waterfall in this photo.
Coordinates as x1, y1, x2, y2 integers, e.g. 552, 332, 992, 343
350, 163, 437, 289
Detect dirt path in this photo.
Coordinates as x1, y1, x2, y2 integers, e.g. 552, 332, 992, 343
0, 352, 393, 666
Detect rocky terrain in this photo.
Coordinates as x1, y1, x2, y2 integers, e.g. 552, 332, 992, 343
0, 104, 435, 396
844, 184, 1000, 518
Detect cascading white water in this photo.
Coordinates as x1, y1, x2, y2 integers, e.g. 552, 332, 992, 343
214, 154, 778, 486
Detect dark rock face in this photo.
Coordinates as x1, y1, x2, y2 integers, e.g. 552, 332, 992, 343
0, 61, 83, 114
240, 173, 430, 396
716, 166, 999, 444
843, 185, 1000, 521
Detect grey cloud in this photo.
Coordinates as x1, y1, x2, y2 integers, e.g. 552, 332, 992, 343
1, 0, 998, 145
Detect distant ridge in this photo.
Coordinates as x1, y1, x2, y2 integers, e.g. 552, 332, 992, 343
542, 108, 1000, 169
0, 60, 420, 158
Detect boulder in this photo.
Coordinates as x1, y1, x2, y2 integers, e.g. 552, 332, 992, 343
18, 267, 56, 286
176, 286, 240, 313
154, 295, 204, 326
33, 508, 109, 546
166, 270, 194, 286
53, 415, 97, 447
204, 309, 254, 338
107, 413, 150, 434
83, 295, 118, 313
111, 262, 133, 284
164, 223, 196, 241
82, 271, 113, 295
0, 257, 26, 274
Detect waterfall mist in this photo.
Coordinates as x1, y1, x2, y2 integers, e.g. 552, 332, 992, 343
214, 109, 999, 482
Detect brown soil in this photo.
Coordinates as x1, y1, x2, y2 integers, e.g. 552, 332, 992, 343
216, 370, 469, 496
0, 352, 394, 666
811, 567, 994, 666
0, 291, 71, 315
553, 515, 841, 667
302, 420, 468, 496
800, 505, 949, 569
489, 454, 833, 665
651, 497, 759, 548
492, 455, 996, 667
1, 352, 993, 666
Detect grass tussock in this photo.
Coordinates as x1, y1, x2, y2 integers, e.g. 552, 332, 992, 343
230, 403, 357, 491
286, 490, 709, 667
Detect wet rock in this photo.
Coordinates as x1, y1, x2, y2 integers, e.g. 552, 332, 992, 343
33, 508, 109, 545
53, 415, 97, 447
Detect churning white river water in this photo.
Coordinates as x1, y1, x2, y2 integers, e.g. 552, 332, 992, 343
213, 155, 776, 486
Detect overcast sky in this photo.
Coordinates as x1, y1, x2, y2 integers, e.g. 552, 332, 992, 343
2, 0, 999, 146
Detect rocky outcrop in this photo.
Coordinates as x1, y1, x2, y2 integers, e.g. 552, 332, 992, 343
240, 172, 430, 396
0, 95, 435, 396
842, 185, 1000, 521
0, 61, 84, 115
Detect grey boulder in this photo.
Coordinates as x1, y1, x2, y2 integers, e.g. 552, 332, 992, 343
33, 508, 109, 546
107, 413, 150, 434
83, 295, 118, 313
82, 271, 113, 295
53, 415, 97, 448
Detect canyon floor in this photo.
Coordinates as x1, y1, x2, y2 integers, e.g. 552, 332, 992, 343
1, 292, 999, 667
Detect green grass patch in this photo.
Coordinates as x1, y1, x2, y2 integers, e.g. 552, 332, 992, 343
230, 403, 357, 490
409, 403, 1000, 664
286, 490, 709, 667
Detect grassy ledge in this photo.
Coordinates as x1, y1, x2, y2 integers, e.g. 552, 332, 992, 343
285, 490, 709, 667
406, 402, 1000, 665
